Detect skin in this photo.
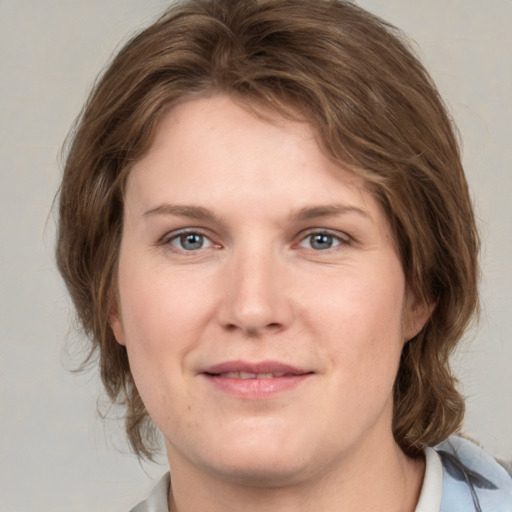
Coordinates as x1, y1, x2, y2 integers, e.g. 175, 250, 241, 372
111, 95, 428, 512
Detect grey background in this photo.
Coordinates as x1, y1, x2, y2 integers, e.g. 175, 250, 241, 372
1, 1, 510, 511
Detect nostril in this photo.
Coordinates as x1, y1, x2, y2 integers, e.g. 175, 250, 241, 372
222, 322, 284, 337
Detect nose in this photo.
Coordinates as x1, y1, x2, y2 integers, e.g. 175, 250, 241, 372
217, 248, 294, 337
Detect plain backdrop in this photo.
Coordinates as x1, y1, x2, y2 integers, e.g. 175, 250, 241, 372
1, 1, 511, 511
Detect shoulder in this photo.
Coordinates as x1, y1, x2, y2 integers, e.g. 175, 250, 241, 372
436, 435, 512, 512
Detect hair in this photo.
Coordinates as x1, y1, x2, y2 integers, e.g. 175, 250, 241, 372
56, 0, 479, 459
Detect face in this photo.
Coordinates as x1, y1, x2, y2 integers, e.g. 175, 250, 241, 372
111, 95, 425, 486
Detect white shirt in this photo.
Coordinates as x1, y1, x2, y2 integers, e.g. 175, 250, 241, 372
414, 447, 443, 512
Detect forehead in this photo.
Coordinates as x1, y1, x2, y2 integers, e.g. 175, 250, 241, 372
126, 94, 373, 212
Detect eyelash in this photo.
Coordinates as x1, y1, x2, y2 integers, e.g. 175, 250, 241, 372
298, 230, 351, 251
160, 228, 351, 254
162, 229, 219, 253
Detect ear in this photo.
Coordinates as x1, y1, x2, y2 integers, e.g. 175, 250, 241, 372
402, 290, 433, 343
109, 303, 126, 346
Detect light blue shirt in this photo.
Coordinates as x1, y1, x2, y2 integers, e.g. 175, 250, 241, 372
437, 436, 512, 512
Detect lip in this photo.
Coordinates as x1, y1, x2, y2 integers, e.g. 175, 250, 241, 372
203, 360, 309, 376
200, 360, 313, 399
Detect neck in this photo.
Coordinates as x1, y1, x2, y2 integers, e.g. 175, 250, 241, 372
166, 433, 425, 512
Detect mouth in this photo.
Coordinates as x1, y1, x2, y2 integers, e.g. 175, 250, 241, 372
200, 360, 313, 398
209, 371, 294, 379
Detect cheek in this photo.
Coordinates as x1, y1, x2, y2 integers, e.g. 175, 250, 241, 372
115, 271, 197, 430
118, 257, 211, 346
311, 264, 405, 341
114, 251, 222, 404
305, 257, 406, 384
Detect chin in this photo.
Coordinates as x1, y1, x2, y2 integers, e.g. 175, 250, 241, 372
183, 426, 331, 488
203, 452, 313, 488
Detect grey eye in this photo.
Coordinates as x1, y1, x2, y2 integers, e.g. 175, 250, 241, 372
309, 233, 335, 250
299, 232, 343, 251
172, 232, 207, 251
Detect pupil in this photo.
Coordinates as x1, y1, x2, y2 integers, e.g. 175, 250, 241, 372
181, 233, 203, 250
311, 234, 333, 250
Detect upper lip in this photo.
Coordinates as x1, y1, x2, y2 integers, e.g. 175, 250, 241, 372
202, 360, 311, 376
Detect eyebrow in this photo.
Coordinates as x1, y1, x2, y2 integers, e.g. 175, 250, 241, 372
290, 204, 370, 222
143, 204, 216, 221
142, 203, 370, 222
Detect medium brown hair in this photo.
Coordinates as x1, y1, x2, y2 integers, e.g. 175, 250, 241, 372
57, 0, 479, 459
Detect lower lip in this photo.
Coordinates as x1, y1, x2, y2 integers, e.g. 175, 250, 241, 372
202, 374, 312, 399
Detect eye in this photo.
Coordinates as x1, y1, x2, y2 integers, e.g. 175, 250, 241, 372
168, 231, 214, 251
299, 232, 346, 251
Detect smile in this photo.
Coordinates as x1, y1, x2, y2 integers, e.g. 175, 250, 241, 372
201, 360, 313, 399
212, 371, 290, 379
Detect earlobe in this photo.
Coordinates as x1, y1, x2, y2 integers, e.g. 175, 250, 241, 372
109, 306, 126, 346
403, 293, 433, 343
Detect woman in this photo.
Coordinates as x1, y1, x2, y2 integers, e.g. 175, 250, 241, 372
56, 0, 512, 510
